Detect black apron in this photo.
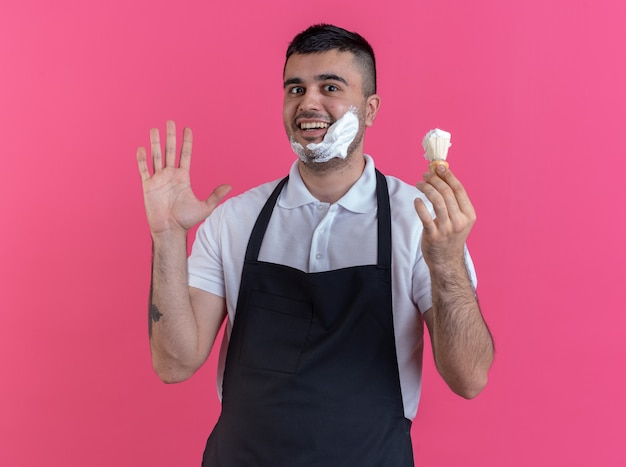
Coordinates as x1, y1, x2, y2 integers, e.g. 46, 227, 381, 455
202, 170, 414, 466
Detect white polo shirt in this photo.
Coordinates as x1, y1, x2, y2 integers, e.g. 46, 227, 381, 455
188, 154, 477, 420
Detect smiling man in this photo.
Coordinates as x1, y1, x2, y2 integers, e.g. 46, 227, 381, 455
283, 47, 378, 170
137, 24, 494, 466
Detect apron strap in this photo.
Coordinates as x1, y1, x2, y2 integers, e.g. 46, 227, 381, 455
244, 176, 289, 262
374, 169, 392, 269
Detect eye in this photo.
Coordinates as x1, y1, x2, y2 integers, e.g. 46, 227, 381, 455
324, 84, 339, 92
289, 86, 304, 95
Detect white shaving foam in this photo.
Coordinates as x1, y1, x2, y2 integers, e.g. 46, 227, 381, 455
290, 107, 360, 163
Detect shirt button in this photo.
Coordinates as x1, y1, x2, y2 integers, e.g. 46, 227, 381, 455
315, 254, 322, 260
317, 204, 325, 210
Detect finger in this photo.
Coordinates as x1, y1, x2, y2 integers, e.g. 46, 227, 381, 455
423, 165, 472, 221
150, 128, 162, 171
437, 167, 476, 218
165, 120, 176, 167
136, 146, 151, 182
416, 179, 450, 226
425, 172, 462, 221
413, 198, 436, 234
179, 127, 193, 171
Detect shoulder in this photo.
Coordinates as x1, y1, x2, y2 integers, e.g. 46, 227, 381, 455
195, 178, 284, 244
213, 178, 284, 219
379, 173, 433, 249
383, 173, 418, 198
383, 173, 431, 213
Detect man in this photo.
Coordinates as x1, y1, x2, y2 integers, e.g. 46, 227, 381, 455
137, 24, 493, 466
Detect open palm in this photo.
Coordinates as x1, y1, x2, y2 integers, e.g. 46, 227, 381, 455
136, 121, 231, 236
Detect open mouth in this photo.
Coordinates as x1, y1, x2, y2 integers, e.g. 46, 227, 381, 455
296, 121, 332, 143
300, 121, 330, 131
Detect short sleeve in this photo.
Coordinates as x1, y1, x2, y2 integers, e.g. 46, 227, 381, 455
188, 209, 226, 298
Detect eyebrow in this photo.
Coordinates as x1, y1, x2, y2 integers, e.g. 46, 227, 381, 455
283, 74, 349, 88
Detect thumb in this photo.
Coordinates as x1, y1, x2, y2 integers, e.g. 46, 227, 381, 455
204, 184, 232, 211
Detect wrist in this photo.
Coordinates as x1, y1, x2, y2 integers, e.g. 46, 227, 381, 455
428, 256, 469, 279
151, 227, 188, 246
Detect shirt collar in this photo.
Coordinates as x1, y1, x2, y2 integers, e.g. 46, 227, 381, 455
278, 155, 377, 214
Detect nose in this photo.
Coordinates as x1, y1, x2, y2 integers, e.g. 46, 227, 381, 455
298, 89, 322, 112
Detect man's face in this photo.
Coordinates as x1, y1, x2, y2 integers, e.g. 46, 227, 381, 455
283, 50, 379, 162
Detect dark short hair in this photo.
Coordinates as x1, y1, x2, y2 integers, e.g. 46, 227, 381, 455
285, 24, 377, 97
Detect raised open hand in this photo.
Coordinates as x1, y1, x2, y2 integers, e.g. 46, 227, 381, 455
136, 120, 231, 237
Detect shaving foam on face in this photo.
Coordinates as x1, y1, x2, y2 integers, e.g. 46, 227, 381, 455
290, 107, 359, 163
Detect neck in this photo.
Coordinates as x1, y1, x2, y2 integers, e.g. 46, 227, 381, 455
297, 152, 366, 204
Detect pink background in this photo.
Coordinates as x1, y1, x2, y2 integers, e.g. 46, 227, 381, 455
1, 0, 625, 465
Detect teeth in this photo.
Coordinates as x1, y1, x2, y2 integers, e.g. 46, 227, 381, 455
300, 122, 329, 130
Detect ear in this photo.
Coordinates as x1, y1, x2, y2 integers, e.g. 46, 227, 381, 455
364, 94, 381, 127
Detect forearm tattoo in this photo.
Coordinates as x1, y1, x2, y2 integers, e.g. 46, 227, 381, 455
148, 303, 163, 338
